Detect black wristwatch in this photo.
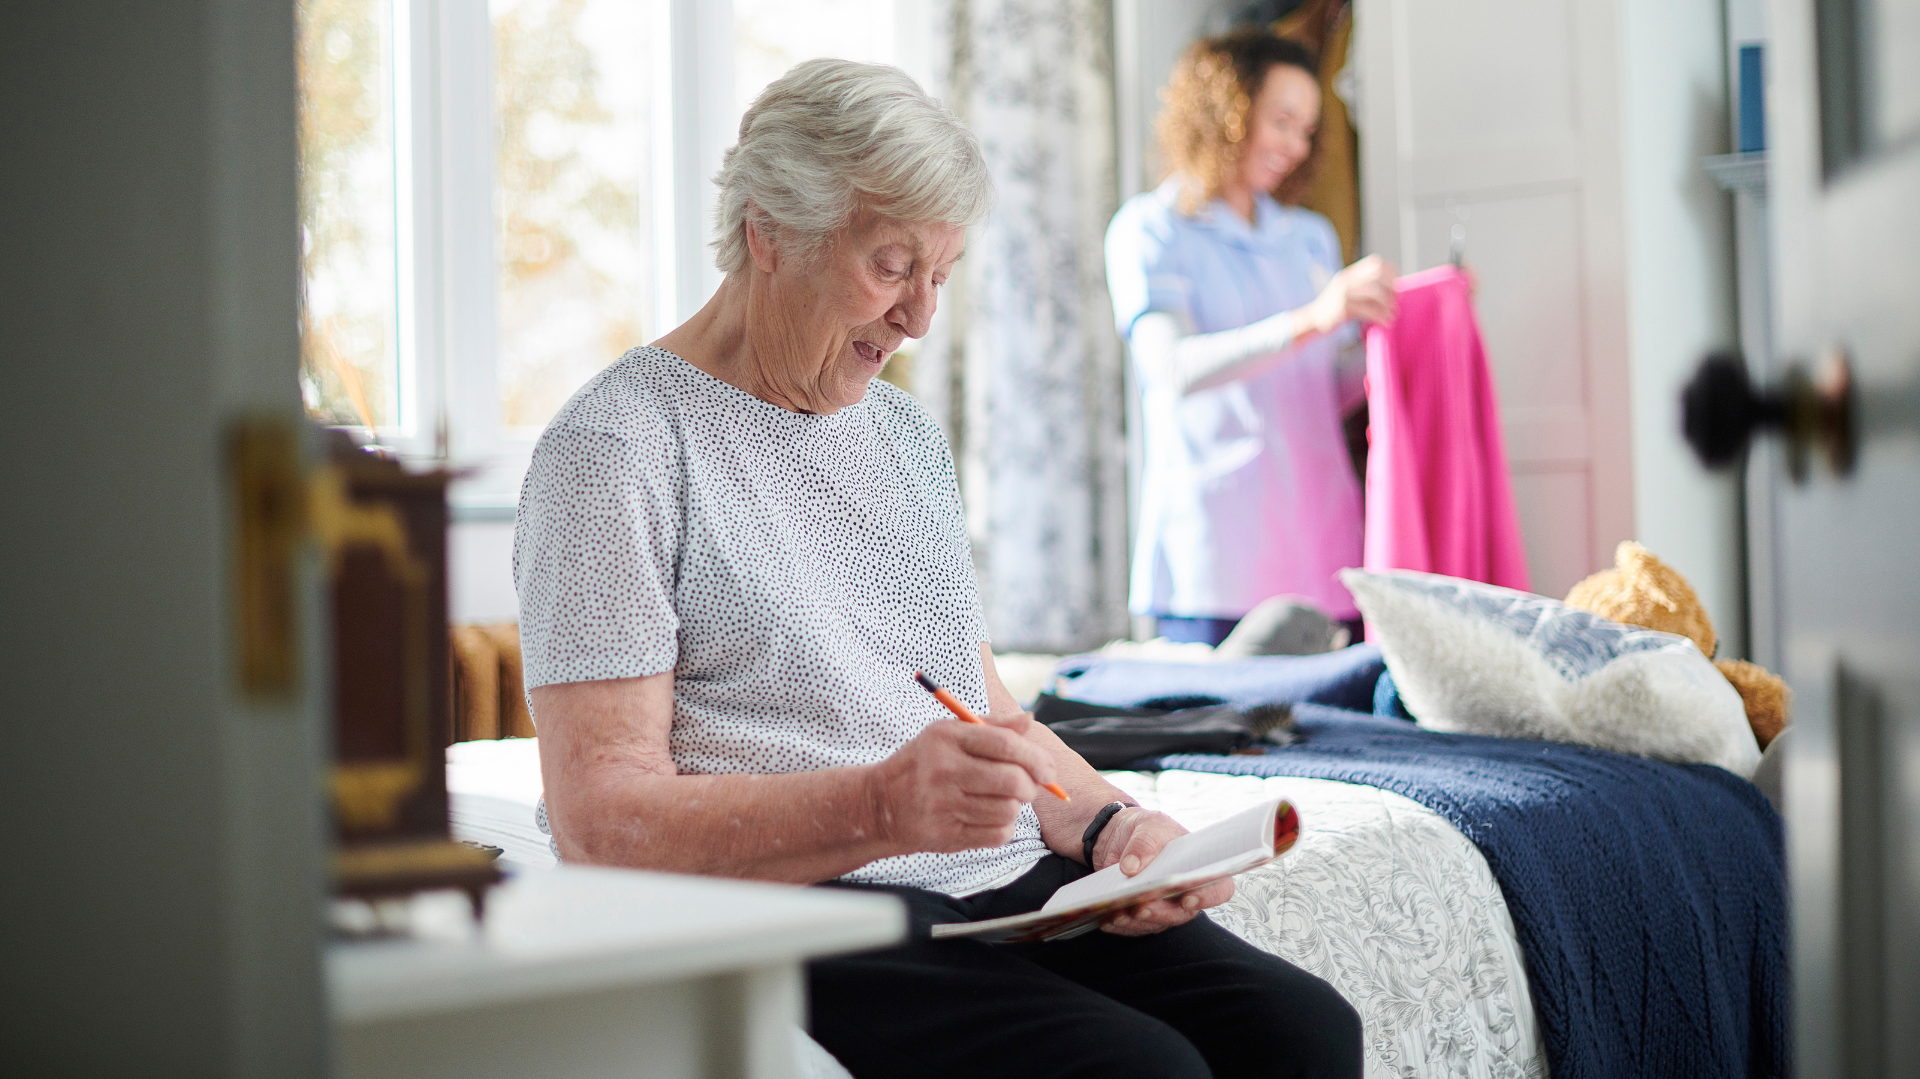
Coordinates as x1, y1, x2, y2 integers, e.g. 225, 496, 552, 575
1081, 800, 1139, 868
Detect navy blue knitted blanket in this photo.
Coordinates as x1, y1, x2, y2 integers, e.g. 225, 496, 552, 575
1144, 705, 1790, 1079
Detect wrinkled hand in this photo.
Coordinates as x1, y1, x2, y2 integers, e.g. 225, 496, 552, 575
1306, 254, 1399, 336
868, 711, 1059, 856
1091, 808, 1235, 936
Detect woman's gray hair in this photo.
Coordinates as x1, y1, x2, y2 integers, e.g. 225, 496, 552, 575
711, 59, 992, 272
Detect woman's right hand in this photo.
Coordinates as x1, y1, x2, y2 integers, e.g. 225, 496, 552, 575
867, 713, 1059, 854
1303, 254, 1399, 337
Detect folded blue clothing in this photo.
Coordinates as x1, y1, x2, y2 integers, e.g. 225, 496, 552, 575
1053, 643, 1386, 713
1371, 667, 1414, 719
1142, 705, 1789, 1079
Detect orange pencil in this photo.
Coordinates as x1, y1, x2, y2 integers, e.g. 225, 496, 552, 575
914, 671, 1071, 802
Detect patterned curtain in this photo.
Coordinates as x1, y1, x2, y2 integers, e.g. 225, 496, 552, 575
916, 0, 1131, 653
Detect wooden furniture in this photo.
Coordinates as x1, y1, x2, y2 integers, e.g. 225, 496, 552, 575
317, 435, 500, 913
450, 621, 535, 740
329, 866, 903, 1079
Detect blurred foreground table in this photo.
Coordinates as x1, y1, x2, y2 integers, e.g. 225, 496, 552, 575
328, 865, 903, 1079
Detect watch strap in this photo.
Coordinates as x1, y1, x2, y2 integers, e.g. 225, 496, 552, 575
1081, 800, 1137, 868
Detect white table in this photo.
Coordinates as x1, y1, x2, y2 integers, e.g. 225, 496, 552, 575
328, 866, 904, 1079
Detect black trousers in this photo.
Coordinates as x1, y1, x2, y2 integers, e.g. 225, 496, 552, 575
808, 854, 1362, 1079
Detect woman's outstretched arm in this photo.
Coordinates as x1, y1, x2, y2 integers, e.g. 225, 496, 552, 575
1133, 254, 1398, 395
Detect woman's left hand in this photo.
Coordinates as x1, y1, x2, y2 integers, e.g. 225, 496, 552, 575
1304, 254, 1399, 337
1090, 808, 1236, 936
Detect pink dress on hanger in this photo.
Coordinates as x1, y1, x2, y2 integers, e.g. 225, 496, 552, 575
1362, 265, 1530, 590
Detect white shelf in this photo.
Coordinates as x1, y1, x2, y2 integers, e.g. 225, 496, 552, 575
329, 865, 905, 1024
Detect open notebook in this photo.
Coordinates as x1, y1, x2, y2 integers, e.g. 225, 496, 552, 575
931, 798, 1300, 943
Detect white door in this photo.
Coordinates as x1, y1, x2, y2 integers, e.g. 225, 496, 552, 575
1353, 0, 1638, 600
1759, 0, 1920, 1073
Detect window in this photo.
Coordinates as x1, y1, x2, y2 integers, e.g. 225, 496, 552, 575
296, 0, 929, 510
297, 0, 402, 431
733, 0, 898, 109
492, 0, 654, 436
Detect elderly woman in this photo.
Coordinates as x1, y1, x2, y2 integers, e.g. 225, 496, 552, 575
1106, 31, 1398, 646
516, 59, 1360, 1079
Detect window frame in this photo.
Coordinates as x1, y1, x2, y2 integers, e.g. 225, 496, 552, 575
384, 0, 729, 516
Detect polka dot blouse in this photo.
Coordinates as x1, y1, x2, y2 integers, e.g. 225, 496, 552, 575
514, 346, 1047, 896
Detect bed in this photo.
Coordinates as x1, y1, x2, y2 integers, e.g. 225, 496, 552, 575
1052, 647, 1789, 1079
446, 641, 1786, 1079
448, 738, 1549, 1078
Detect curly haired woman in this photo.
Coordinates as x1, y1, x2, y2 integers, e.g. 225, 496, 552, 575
1106, 30, 1398, 645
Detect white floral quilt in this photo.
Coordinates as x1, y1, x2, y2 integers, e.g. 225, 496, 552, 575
1106, 770, 1548, 1079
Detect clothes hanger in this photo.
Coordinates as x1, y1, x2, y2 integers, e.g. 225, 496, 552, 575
1445, 200, 1470, 268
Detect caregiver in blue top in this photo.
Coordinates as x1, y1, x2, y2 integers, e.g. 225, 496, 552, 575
1105, 30, 1397, 645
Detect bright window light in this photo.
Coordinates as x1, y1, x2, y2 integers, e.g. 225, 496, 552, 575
492, 0, 655, 435
297, 0, 402, 431
733, 0, 897, 110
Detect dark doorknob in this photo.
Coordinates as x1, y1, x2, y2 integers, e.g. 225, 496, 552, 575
1682, 348, 1855, 482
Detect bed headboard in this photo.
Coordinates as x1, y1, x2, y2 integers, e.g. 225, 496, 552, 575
449, 622, 533, 740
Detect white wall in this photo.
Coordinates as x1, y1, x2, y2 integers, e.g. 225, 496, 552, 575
452, 520, 522, 623
1618, 0, 1744, 655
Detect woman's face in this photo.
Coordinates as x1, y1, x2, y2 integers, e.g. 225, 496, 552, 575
750, 210, 965, 414
1236, 63, 1320, 197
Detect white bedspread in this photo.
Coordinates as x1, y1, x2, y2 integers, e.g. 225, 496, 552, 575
446, 740, 1546, 1079
1108, 770, 1547, 1079
446, 738, 556, 872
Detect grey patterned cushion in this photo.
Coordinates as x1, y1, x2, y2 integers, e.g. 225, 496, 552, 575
1340, 569, 1759, 776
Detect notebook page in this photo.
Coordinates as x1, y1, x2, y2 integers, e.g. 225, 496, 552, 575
1040, 799, 1281, 914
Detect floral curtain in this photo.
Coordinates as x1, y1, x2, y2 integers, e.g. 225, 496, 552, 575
916, 0, 1131, 653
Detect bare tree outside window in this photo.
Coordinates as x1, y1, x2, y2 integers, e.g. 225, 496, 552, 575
297, 0, 401, 430
493, 0, 652, 434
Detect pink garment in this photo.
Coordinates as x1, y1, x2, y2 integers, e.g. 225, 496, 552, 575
1362, 265, 1530, 590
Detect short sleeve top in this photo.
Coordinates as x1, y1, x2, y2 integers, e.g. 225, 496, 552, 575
1104, 177, 1345, 340
514, 346, 1046, 896
1102, 179, 1364, 620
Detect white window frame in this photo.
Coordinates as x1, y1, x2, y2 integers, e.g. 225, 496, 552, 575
366, 0, 731, 517
358, 0, 929, 517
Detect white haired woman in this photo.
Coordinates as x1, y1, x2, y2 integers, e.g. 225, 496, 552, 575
515, 59, 1361, 1079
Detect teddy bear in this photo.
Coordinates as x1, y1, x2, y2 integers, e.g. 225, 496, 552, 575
1564, 541, 1790, 749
